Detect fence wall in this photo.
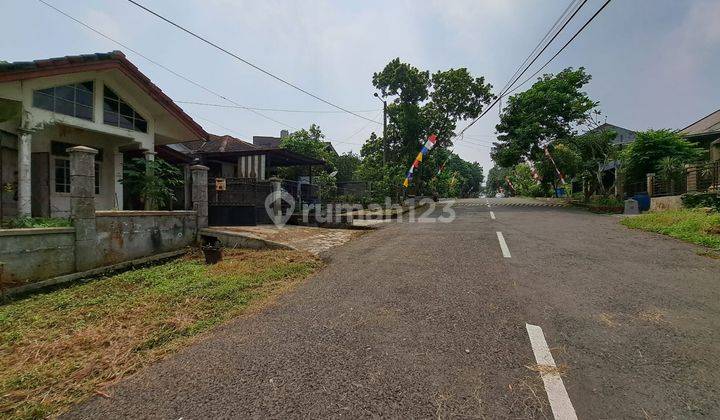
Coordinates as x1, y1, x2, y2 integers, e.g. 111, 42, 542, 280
0, 148, 207, 292
0, 227, 76, 288
95, 211, 198, 266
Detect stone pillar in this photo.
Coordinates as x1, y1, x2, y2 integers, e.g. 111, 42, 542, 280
615, 167, 624, 198
68, 146, 99, 272
686, 164, 698, 193
646, 173, 655, 197
113, 152, 124, 210
143, 150, 156, 210
17, 130, 32, 217
190, 165, 209, 229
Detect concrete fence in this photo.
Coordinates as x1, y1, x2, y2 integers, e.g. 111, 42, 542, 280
0, 146, 209, 293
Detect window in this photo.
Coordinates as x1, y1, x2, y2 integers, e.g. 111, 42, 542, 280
94, 162, 101, 195
103, 86, 148, 133
55, 158, 70, 193
32, 81, 94, 121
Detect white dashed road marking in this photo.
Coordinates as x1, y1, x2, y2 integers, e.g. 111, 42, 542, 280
526, 324, 578, 420
496, 232, 511, 258
490, 211, 496, 220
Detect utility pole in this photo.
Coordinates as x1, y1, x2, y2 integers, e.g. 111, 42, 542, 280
374, 92, 387, 166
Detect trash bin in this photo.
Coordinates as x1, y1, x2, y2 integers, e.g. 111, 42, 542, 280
633, 192, 650, 212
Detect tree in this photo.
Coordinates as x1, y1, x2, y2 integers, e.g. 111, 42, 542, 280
333, 151, 361, 182
121, 157, 183, 210
535, 143, 581, 193
372, 58, 494, 193
355, 133, 405, 202
620, 129, 704, 183
566, 128, 619, 197
486, 166, 513, 196
492, 68, 598, 167
279, 124, 335, 180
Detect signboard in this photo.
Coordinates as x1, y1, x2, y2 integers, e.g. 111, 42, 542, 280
215, 178, 227, 191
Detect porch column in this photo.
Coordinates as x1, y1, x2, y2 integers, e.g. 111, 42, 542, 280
68, 146, 99, 272
143, 150, 156, 210
190, 165, 209, 229
114, 152, 124, 210
17, 130, 32, 217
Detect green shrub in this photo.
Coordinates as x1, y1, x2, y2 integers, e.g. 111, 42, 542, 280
681, 192, 720, 211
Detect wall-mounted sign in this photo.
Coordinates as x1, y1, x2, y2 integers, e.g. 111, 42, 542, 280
215, 178, 227, 191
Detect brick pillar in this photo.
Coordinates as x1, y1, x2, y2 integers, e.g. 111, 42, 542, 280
68, 146, 98, 272
686, 164, 698, 193
646, 173, 655, 197
190, 165, 209, 229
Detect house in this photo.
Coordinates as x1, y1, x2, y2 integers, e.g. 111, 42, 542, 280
588, 122, 637, 147
180, 133, 325, 180
679, 109, 720, 161
173, 134, 325, 226
253, 129, 339, 157
0, 51, 207, 219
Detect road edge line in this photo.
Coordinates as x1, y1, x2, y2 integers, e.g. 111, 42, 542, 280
525, 323, 578, 420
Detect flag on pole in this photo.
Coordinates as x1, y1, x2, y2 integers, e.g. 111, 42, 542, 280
544, 146, 566, 185
402, 134, 438, 188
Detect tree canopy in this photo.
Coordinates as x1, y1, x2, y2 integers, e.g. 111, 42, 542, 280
372, 58, 493, 193
620, 129, 704, 183
492, 67, 598, 167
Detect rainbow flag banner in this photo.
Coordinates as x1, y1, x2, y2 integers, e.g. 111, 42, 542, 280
403, 134, 437, 188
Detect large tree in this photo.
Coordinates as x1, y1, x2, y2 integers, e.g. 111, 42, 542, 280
492, 67, 598, 167
372, 58, 494, 193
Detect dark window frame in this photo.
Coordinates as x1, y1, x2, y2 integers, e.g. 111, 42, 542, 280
54, 158, 71, 194
32, 81, 95, 121
102, 86, 148, 133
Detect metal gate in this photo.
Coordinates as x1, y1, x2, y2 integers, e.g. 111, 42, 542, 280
207, 178, 273, 226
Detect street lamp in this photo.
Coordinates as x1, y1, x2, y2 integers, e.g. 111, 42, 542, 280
373, 92, 388, 166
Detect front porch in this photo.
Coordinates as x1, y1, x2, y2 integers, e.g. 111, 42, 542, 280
0, 123, 158, 219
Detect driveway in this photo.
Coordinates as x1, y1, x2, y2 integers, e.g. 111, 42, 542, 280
68, 198, 720, 418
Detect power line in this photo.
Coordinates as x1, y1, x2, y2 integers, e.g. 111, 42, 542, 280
36, 0, 299, 132
438, 0, 610, 175
126, 0, 381, 125
499, 0, 583, 94
176, 100, 380, 114
505, 0, 613, 96
457, 0, 590, 138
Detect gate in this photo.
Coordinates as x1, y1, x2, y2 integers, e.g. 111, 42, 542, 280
207, 178, 273, 226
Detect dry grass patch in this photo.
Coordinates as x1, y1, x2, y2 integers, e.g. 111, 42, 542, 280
0, 249, 322, 419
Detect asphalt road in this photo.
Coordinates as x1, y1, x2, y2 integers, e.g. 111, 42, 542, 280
68, 198, 720, 419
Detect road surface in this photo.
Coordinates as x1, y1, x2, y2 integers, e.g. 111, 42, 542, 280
68, 198, 720, 418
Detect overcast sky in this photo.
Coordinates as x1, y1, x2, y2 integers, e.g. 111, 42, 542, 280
2, 0, 720, 172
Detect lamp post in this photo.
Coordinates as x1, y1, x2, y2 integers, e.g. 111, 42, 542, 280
373, 92, 387, 166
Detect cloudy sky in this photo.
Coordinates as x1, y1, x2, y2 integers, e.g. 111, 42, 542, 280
2, 0, 720, 172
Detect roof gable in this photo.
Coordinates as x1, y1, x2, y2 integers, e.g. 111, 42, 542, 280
0, 51, 207, 141
680, 109, 720, 137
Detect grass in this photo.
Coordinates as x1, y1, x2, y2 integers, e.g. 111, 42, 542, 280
621, 209, 720, 250
0, 249, 322, 419
0, 217, 71, 229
